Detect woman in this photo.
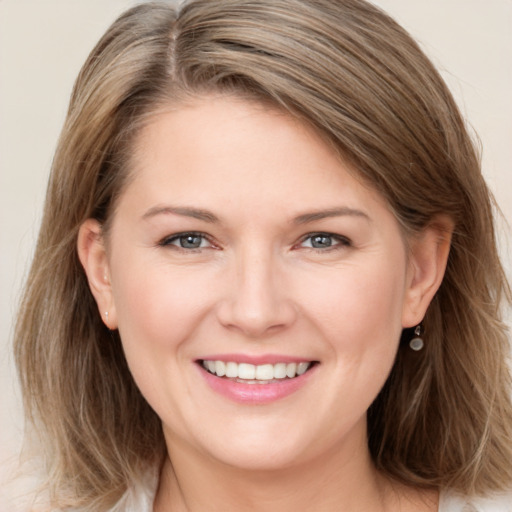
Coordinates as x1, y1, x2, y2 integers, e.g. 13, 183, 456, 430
14, 0, 512, 510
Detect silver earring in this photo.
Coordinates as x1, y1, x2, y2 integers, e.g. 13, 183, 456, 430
105, 311, 109, 321
409, 325, 424, 351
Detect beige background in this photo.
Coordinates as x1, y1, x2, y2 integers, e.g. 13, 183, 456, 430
1, 0, 511, 501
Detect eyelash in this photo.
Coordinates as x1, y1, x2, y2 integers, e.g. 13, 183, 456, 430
298, 232, 352, 252
158, 231, 351, 253
159, 232, 215, 251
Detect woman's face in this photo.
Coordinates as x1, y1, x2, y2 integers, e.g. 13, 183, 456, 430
82, 96, 439, 471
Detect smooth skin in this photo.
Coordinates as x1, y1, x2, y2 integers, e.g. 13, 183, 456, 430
78, 96, 451, 511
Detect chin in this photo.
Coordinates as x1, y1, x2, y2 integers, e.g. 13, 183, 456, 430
208, 441, 310, 472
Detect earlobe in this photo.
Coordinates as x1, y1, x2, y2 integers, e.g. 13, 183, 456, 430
77, 219, 117, 329
402, 216, 454, 328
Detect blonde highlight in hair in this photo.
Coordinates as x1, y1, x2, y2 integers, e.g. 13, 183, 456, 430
15, 0, 512, 508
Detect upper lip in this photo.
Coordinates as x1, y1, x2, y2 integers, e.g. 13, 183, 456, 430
197, 353, 316, 365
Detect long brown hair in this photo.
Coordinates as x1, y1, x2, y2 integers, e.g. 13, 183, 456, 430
15, 0, 512, 508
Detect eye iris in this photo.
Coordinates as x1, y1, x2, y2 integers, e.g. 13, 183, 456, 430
180, 235, 203, 249
311, 235, 332, 248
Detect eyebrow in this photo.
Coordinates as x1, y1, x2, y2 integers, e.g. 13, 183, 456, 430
292, 207, 370, 224
141, 205, 369, 225
142, 205, 219, 223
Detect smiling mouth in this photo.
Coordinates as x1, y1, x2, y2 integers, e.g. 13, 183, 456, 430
200, 360, 316, 383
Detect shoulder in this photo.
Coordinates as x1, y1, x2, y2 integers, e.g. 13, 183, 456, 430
439, 490, 512, 512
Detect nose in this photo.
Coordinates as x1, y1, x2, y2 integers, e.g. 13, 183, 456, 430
216, 247, 297, 338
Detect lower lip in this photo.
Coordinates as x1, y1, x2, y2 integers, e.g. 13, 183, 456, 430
197, 364, 316, 405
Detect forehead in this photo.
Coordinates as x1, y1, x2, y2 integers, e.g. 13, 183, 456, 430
120, 95, 392, 223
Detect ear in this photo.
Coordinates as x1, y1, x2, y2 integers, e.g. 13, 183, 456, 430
401, 216, 454, 328
77, 219, 118, 329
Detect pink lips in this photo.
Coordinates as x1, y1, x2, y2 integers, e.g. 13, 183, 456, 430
197, 354, 316, 405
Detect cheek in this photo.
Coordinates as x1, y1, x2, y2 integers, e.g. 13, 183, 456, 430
302, 257, 407, 356
109, 263, 219, 421
110, 260, 215, 365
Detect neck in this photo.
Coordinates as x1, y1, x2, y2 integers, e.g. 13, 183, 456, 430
153, 424, 432, 512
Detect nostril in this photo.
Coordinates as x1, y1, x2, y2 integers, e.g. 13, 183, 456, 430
216, 302, 294, 337
216, 289, 297, 337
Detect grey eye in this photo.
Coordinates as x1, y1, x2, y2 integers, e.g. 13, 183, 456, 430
162, 232, 211, 249
310, 234, 333, 248
300, 233, 351, 250
178, 234, 205, 249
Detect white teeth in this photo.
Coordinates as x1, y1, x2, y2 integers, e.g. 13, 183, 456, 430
255, 364, 274, 380
225, 362, 238, 378
286, 362, 297, 378
215, 361, 226, 377
297, 362, 309, 376
238, 363, 256, 379
273, 363, 287, 379
202, 360, 312, 380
